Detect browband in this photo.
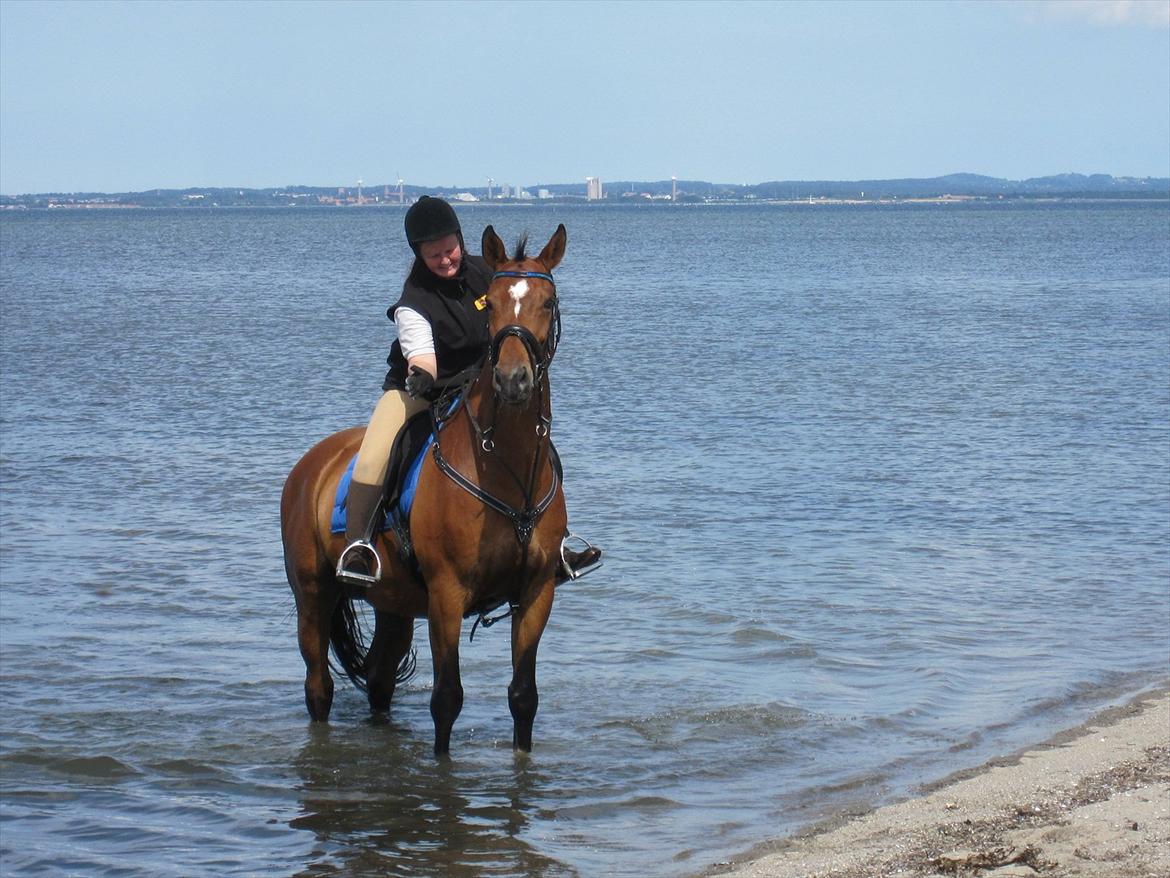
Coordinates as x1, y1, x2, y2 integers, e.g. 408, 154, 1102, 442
492, 270, 555, 284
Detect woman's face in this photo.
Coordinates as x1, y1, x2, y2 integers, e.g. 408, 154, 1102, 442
419, 234, 462, 279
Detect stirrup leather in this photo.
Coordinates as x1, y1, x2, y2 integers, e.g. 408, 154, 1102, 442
336, 539, 381, 587
560, 532, 602, 581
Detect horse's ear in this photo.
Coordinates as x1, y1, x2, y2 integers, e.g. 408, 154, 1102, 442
537, 224, 567, 272
482, 225, 507, 269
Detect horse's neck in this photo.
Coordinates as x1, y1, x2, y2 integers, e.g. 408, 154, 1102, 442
464, 372, 551, 470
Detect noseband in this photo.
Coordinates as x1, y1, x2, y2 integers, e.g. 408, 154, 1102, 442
488, 270, 562, 379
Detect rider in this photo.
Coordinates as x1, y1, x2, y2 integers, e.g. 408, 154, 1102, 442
337, 196, 601, 587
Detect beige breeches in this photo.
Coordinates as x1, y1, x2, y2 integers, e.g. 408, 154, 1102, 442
352, 389, 429, 486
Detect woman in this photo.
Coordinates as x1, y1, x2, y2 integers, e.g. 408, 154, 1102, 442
337, 196, 600, 586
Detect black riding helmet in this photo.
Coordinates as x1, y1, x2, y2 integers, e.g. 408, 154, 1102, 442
404, 196, 462, 256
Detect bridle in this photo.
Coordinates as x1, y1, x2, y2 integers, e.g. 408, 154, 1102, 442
430, 269, 563, 548
488, 270, 562, 382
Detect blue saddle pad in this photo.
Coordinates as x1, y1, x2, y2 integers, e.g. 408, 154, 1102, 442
330, 437, 431, 534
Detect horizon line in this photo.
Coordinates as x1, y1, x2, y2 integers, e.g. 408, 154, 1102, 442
4, 170, 1169, 198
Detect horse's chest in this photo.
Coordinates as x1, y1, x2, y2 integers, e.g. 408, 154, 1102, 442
461, 546, 547, 608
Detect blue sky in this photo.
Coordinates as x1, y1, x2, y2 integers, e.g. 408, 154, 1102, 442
1, 0, 1167, 194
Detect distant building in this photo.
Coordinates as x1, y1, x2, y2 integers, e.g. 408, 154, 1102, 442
538, 189, 551, 199
586, 176, 603, 200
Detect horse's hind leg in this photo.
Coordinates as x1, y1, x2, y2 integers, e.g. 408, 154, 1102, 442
366, 611, 414, 713
509, 581, 555, 752
295, 574, 339, 721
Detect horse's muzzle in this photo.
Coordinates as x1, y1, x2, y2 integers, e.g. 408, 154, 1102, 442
493, 363, 534, 405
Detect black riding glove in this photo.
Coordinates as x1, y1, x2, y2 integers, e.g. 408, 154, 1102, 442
405, 365, 435, 398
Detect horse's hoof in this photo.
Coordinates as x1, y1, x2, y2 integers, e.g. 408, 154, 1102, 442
305, 694, 333, 722
368, 690, 392, 714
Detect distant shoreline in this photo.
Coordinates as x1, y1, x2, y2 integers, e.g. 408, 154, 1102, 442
3, 194, 1168, 211
3, 173, 1166, 209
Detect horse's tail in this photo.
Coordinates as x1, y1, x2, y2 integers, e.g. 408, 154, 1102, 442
329, 596, 418, 691
329, 596, 370, 692
393, 644, 418, 685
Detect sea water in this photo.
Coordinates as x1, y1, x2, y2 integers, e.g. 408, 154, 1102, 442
1, 201, 1167, 876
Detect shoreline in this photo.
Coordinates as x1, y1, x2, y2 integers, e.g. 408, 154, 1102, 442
711, 685, 1169, 878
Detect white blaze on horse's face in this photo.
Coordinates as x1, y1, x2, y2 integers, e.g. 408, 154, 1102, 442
508, 280, 529, 317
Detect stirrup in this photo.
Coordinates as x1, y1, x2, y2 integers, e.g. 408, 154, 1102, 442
560, 532, 602, 581
336, 539, 381, 588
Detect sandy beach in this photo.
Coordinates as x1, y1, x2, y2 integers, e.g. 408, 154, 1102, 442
714, 687, 1169, 878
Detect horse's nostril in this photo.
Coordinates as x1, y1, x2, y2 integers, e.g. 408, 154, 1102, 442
494, 365, 533, 401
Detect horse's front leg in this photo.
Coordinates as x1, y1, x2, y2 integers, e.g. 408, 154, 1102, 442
509, 578, 555, 752
366, 611, 414, 713
427, 579, 465, 756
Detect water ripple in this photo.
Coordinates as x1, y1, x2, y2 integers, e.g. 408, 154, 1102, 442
1, 203, 1167, 878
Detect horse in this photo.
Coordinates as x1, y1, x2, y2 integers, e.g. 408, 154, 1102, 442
281, 224, 570, 756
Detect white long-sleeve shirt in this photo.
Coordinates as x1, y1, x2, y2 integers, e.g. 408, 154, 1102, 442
394, 306, 435, 359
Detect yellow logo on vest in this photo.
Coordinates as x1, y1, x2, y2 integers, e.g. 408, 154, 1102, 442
474, 295, 489, 311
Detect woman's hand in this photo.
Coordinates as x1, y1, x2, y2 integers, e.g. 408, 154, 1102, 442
405, 364, 435, 398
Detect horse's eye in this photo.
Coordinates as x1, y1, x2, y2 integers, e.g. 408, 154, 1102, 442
544, 297, 558, 310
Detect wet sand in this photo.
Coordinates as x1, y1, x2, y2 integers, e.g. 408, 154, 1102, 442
714, 687, 1169, 878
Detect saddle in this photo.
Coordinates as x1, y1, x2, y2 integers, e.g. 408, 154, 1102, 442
331, 403, 597, 589
330, 411, 434, 538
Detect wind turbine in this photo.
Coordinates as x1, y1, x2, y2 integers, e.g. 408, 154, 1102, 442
487, 177, 494, 201
396, 174, 404, 204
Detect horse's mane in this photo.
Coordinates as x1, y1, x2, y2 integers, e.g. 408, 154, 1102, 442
512, 234, 529, 262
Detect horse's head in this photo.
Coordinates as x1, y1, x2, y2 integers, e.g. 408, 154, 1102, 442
480, 224, 566, 406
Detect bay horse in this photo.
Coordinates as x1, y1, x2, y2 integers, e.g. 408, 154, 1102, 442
281, 224, 570, 756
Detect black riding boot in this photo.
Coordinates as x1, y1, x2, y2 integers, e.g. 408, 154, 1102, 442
557, 534, 602, 584
336, 480, 385, 588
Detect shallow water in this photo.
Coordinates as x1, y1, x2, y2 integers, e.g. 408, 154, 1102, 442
1, 202, 1168, 876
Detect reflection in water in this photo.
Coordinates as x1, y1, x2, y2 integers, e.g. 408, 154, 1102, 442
290, 723, 574, 878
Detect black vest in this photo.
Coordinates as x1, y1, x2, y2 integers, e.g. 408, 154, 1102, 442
382, 255, 492, 391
